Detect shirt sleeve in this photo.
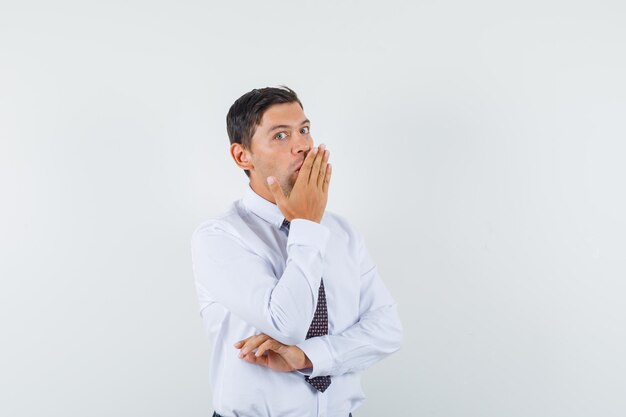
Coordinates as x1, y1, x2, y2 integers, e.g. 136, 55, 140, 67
191, 217, 330, 346
295, 225, 404, 378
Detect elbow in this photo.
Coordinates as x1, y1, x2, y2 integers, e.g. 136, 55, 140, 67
391, 321, 404, 352
271, 327, 307, 346
388, 309, 404, 353
276, 333, 306, 346
281, 321, 309, 345
266, 313, 309, 346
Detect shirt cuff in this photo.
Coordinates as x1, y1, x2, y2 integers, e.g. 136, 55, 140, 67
296, 336, 334, 378
294, 367, 313, 377
287, 219, 331, 258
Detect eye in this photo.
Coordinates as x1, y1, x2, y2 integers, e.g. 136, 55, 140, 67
300, 126, 310, 134
275, 132, 288, 140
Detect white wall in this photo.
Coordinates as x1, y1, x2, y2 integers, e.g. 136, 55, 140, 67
1, 1, 625, 416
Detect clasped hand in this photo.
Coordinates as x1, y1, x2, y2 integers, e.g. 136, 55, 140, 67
234, 333, 312, 372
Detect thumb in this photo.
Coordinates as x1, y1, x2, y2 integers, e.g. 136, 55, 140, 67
266, 176, 286, 204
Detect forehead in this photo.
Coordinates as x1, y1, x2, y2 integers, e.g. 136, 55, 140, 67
258, 102, 306, 128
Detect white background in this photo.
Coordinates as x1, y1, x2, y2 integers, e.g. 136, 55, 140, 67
2, 1, 626, 416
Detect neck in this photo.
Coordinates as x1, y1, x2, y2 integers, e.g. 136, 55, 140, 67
249, 177, 276, 205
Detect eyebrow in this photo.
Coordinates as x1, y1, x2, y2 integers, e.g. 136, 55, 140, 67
266, 119, 310, 134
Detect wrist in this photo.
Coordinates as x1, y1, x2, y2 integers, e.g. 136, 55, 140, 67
301, 353, 312, 369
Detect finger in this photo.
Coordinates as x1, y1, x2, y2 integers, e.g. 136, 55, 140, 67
242, 351, 268, 367
322, 163, 332, 194
255, 339, 280, 357
308, 144, 325, 186
241, 351, 260, 364
296, 146, 318, 186
233, 335, 254, 348
317, 147, 330, 189
239, 334, 270, 356
266, 176, 286, 206
240, 335, 267, 356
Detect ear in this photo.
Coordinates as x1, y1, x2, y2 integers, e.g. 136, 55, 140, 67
230, 142, 254, 171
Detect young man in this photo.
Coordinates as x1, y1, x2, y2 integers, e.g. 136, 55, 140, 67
191, 86, 403, 417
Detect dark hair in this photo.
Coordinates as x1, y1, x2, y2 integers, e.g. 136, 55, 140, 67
226, 85, 303, 177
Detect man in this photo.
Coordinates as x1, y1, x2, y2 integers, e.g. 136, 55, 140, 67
191, 86, 403, 417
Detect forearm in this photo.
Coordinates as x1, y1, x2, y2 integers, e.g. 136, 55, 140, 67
192, 218, 331, 345
296, 303, 403, 378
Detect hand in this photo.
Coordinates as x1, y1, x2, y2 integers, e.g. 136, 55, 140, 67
266, 144, 332, 224
234, 333, 312, 372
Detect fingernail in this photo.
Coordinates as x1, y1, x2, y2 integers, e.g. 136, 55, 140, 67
267, 177, 275, 185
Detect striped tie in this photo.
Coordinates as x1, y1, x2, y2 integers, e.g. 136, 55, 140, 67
281, 219, 332, 392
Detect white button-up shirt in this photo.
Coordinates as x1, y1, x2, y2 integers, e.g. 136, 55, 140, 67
191, 184, 403, 417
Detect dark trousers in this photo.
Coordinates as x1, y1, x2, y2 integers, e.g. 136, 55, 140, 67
212, 413, 352, 417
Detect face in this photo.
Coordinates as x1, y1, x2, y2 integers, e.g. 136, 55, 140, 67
246, 102, 314, 196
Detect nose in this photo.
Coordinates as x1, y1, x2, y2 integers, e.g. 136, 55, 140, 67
292, 131, 312, 156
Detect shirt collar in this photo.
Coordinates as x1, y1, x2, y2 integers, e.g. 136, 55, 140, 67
242, 183, 286, 228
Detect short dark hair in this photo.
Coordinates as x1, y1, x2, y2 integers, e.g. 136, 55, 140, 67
226, 86, 303, 178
